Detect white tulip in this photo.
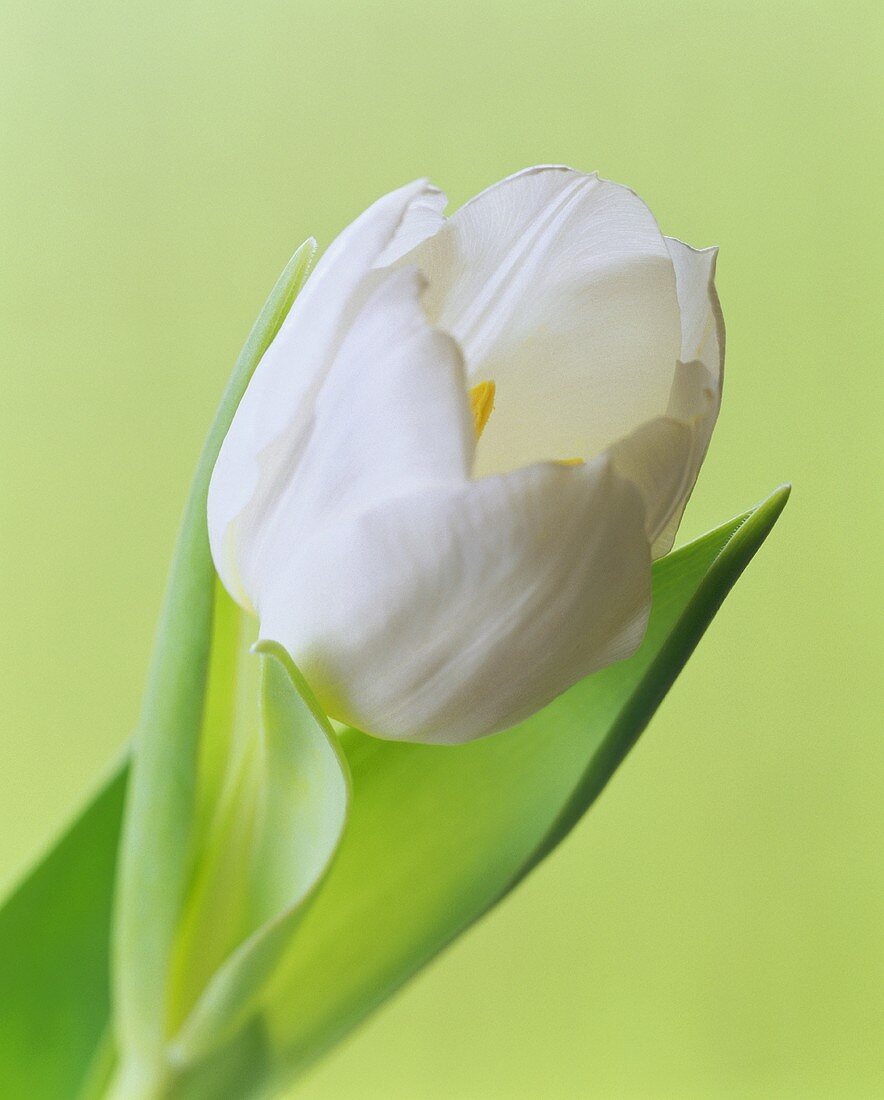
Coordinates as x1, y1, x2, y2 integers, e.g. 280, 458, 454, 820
207, 166, 723, 744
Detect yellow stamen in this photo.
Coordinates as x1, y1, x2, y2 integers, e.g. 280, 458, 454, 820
469, 379, 496, 441
468, 380, 582, 465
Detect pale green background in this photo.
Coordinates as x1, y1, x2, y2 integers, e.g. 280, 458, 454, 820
1, 1, 881, 1096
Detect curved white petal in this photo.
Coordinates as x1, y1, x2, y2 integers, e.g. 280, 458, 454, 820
666, 237, 724, 373
375, 184, 447, 267
649, 237, 724, 555
246, 267, 474, 599
608, 417, 695, 546
207, 179, 444, 605
602, 240, 724, 557
258, 456, 651, 744
402, 165, 683, 478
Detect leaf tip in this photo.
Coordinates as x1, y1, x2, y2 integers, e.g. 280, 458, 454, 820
757, 482, 791, 526
251, 638, 298, 679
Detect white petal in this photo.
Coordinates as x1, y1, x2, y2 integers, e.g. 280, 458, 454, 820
404, 165, 683, 478
650, 238, 724, 555
374, 185, 447, 267
608, 417, 695, 546
246, 267, 475, 599
666, 237, 724, 372
207, 179, 444, 606
258, 456, 651, 744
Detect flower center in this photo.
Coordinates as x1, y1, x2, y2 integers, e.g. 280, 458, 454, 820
469, 380, 496, 440
468, 379, 582, 467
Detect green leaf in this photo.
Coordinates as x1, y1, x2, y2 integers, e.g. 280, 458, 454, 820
254, 486, 792, 1093
166, 642, 349, 1071
110, 237, 316, 1094
0, 767, 126, 1100
0, 486, 788, 1098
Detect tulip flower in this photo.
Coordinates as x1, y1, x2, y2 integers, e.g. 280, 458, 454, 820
207, 166, 724, 743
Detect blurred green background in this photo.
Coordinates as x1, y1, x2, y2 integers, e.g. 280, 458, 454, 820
1, 0, 881, 1096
